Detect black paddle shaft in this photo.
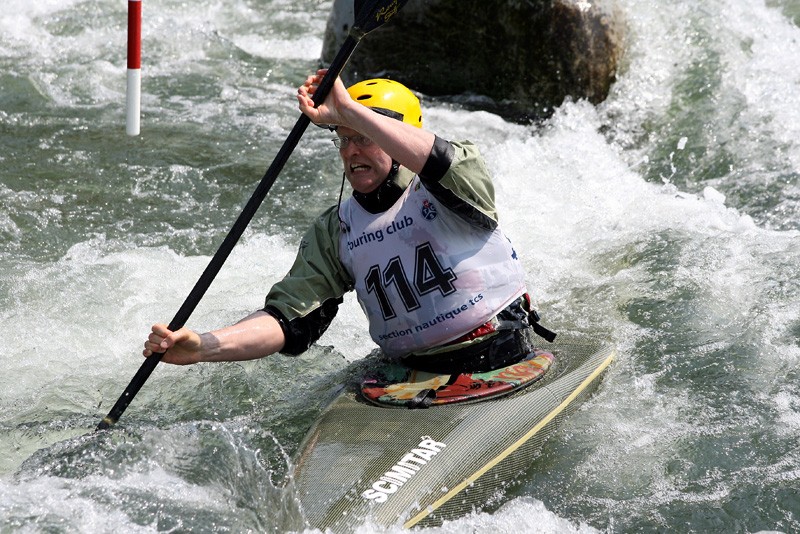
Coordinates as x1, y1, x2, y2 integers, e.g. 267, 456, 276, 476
97, 0, 409, 430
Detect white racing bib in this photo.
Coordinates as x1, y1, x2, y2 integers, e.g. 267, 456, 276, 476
339, 176, 526, 356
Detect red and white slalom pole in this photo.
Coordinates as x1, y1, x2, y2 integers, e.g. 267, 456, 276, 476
126, 0, 142, 136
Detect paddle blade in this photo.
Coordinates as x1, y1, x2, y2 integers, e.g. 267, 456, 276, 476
354, 0, 409, 35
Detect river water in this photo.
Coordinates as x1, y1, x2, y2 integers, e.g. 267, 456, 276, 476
1, 0, 799, 532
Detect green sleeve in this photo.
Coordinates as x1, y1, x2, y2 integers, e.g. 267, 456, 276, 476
264, 206, 353, 322
420, 139, 499, 229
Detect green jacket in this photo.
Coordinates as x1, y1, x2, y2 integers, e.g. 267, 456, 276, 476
264, 138, 502, 355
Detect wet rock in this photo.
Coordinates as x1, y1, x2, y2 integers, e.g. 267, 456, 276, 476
322, 0, 626, 121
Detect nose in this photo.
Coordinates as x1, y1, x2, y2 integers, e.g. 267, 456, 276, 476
339, 142, 360, 158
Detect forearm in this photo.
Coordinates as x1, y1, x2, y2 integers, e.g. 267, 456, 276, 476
199, 311, 286, 362
339, 101, 435, 175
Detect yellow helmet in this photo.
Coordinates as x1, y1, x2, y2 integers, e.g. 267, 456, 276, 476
347, 79, 422, 128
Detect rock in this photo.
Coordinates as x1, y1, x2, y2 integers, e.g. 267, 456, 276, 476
322, 0, 625, 121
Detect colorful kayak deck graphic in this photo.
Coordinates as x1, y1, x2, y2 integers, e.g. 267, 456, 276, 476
361, 350, 555, 408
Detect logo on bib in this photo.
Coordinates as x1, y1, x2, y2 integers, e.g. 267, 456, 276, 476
421, 199, 437, 221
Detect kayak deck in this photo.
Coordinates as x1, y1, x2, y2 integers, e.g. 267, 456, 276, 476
361, 349, 555, 408
291, 340, 615, 531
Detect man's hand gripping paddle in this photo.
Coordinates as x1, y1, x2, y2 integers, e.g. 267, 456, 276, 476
97, 0, 409, 430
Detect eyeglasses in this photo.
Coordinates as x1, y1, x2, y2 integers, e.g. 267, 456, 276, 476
332, 135, 373, 149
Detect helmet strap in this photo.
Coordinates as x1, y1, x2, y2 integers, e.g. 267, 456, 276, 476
336, 171, 350, 233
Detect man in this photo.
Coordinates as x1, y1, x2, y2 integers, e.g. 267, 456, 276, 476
143, 69, 553, 373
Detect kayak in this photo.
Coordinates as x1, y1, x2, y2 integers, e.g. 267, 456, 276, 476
290, 339, 615, 531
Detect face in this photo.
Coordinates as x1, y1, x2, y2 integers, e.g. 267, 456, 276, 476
336, 126, 394, 194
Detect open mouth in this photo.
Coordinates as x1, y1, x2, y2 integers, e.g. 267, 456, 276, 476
350, 163, 370, 173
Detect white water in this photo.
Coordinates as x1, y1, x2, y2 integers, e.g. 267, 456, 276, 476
1, 0, 799, 532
